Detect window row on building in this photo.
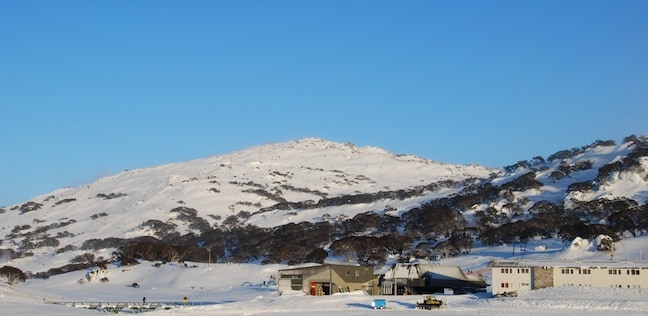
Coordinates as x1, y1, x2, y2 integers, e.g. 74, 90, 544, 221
610, 284, 642, 288
608, 269, 641, 275
560, 268, 591, 274
500, 268, 530, 274
499, 282, 531, 289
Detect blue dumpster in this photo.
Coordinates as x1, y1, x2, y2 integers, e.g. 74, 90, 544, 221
371, 299, 387, 309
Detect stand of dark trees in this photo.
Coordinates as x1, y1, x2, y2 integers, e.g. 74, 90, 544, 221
34, 191, 647, 279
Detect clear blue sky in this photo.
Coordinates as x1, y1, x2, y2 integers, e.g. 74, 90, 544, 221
1, 1, 647, 206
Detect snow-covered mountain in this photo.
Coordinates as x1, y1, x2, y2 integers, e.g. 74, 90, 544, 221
1, 136, 647, 276
0, 138, 491, 271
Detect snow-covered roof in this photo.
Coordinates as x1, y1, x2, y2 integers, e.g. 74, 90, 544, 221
492, 259, 648, 269
384, 263, 471, 281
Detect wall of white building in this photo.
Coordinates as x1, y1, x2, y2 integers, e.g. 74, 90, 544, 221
554, 267, 646, 289
492, 267, 533, 295
492, 262, 648, 295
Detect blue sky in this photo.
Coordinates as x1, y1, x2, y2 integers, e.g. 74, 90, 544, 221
1, 1, 647, 206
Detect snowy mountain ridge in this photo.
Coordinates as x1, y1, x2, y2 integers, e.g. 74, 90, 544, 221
1, 136, 647, 275
0, 138, 491, 271
12, 137, 492, 227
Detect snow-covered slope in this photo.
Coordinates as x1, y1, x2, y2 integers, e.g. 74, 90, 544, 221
0, 138, 492, 271
465, 139, 648, 227
3, 236, 648, 315
1, 136, 647, 275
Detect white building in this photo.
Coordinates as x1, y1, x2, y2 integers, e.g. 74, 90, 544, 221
491, 259, 648, 296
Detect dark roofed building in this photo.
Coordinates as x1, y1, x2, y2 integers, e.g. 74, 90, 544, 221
382, 263, 487, 295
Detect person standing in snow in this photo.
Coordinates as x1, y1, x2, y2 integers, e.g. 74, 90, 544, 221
143, 297, 146, 305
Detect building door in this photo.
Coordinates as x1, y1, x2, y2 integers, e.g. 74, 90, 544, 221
310, 282, 317, 295
322, 283, 330, 295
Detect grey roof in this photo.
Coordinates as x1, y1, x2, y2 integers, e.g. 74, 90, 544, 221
491, 259, 648, 269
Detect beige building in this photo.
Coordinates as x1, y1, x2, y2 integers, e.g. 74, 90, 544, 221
278, 264, 380, 295
492, 259, 648, 296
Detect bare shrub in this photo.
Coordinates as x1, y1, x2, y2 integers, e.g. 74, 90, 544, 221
70, 253, 96, 264
19, 202, 43, 214
53, 198, 77, 206
90, 213, 108, 220
96, 193, 127, 199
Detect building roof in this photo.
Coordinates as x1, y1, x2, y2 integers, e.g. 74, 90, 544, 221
278, 263, 371, 272
384, 263, 476, 281
491, 259, 648, 269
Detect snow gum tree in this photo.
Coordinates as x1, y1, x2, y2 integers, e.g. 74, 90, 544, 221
0, 265, 27, 285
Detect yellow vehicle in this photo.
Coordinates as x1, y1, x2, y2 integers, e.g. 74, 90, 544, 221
416, 295, 443, 310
